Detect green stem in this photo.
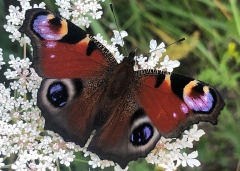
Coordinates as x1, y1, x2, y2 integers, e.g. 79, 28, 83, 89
1, 164, 11, 168
230, 0, 240, 36
23, 35, 26, 59
74, 159, 89, 163
56, 159, 61, 171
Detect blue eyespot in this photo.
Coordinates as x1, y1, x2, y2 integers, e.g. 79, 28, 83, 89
130, 124, 153, 146
47, 82, 68, 107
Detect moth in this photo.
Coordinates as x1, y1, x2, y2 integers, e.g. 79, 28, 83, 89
19, 8, 225, 168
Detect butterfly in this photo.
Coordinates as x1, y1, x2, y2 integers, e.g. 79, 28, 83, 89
19, 8, 225, 168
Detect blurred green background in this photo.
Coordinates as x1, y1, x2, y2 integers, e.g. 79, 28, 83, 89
0, 0, 240, 171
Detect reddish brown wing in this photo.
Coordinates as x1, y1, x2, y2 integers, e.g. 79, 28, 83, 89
87, 90, 161, 168
137, 71, 225, 138
19, 8, 118, 147
37, 78, 106, 146
19, 8, 117, 79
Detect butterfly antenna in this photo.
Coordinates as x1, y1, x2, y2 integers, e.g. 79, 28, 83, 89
165, 38, 186, 48
110, 3, 128, 56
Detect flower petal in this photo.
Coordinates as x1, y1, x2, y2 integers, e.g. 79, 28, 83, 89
150, 39, 157, 49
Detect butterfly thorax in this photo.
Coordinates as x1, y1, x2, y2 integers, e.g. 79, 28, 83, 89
107, 55, 136, 100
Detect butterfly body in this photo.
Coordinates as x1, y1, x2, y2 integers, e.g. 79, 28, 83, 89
105, 54, 135, 99
19, 8, 225, 168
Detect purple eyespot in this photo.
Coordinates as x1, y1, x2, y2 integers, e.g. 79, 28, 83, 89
47, 82, 68, 107
130, 123, 153, 146
183, 92, 214, 112
33, 15, 62, 40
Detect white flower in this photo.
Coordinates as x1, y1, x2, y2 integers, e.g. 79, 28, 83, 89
11, 160, 26, 170
6, 12, 20, 25
88, 154, 101, 168
146, 56, 159, 68
20, 57, 32, 68
159, 55, 180, 72
9, 5, 20, 14
175, 137, 193, 149
146, 153, 159, 164
88, 1, 102, 11
94, 33, 104, 42
55, 0, 71, 9
136, 54, 147, 65
17, 85, 27, 95
59, 151, 74, 167
4, 69, 18, 79
111, 30, 128, 46
73, 17, 91, 28
91, 10, 103, 19
181, 151, 201, 167
9, 54, 21, 69
9, 31, 21, 42
19, 151, 32, 163
58, 8, 72, 19
99, 160, 114, 169
114, 51, 124, 63
149, 40, 166, 57
184, 124, 205, 142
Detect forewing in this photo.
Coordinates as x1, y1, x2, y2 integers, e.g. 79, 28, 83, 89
19, 8, 118, 149
19, 8, 117, 79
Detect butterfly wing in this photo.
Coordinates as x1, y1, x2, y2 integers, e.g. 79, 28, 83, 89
87, 88, 161, 168
137, 71, 225, 138
19, 9, 117, 147
37, 78, 107, 146
19, 8, 117, 79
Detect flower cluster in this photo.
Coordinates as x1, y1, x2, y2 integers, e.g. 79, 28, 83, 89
146, 125, 204, 171
0, 0, 205, 171
134, 40, 180, 71
55, 0, 104, 28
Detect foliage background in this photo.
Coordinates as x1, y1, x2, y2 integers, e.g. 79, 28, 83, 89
0, 0, 240, 171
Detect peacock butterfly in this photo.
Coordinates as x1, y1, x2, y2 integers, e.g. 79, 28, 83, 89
19, 8, 225, 168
